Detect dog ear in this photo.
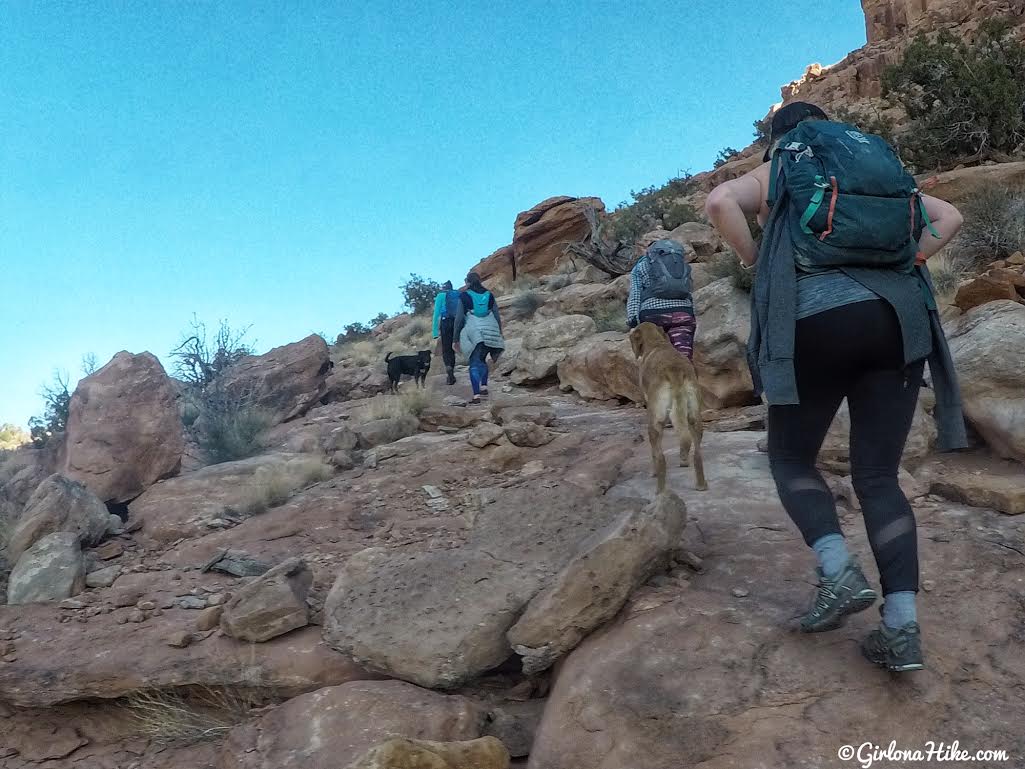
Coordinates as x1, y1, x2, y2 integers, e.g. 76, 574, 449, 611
629, 327, 644, 358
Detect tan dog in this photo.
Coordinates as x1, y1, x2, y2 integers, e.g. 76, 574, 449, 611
630, 322, 708, 493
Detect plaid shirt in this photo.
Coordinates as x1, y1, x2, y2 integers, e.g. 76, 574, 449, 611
626, 255, 695, 326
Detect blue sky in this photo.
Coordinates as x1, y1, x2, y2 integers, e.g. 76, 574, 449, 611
0, 1, 866, 428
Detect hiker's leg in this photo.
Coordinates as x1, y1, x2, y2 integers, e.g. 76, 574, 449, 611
664, 312, 696, 360
440, 318, 456, 370
848, 353, 924, 608
480, 349, 491, 388
468, 343, 487, 396
768, 307, 854, 553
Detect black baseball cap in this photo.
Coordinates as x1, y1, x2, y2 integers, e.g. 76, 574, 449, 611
762, 101, 829, 161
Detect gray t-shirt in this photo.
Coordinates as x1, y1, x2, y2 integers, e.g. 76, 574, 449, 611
796, 269, 878, 320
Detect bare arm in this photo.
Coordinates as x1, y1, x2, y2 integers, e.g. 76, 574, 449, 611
704, 164, 769, 266
917, 194, 963, 262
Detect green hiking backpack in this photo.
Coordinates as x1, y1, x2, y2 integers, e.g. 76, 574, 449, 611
767, 120, 939, 273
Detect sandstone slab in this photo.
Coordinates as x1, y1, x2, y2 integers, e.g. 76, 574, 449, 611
7, 474, 110, 562
221, 557, 312, 642
7, 532, 85, 605
62, 351, 184, 503
557, 332, 643, 403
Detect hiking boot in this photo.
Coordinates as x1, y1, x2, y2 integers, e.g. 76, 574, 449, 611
799, 559, 877, 633
861, 621, 924, 672
445, 367, 456, 385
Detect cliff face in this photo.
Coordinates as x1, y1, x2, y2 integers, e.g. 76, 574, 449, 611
782, 0, 1025, 114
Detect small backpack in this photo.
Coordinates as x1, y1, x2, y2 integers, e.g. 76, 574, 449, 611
643, 239, 693, 300
466, 290, 493, 318
767, 120, 938, 273
442, 290, 461, 319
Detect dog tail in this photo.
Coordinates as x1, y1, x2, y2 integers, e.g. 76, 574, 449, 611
385, 352, 393, 363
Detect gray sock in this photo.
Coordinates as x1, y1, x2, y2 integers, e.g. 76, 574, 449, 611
811, 533, 849, 578
882, 591, 917, 629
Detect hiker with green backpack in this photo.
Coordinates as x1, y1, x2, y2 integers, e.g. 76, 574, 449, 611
705, 101, 967, 672
432, 280, 462, 385
453, 271, 504, 404
626, 239, 696, 359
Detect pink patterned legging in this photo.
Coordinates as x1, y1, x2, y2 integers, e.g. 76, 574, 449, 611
639, 311, 696, 360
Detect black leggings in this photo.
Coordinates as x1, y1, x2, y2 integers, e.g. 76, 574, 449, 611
768, 299, 924, 594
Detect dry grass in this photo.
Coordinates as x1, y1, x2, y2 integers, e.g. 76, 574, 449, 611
954, 184, 1025, 267
122, 686, 261, 745
393, 317, 432, 351
337, 338, 383, 367
707, 250, 756, 293
925, 251, 967, 304
365, 389, 432, 421
240, 457, 333, 515
509, 289, 544, 319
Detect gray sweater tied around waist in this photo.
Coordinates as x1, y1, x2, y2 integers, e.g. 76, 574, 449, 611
747, 193, 968, 452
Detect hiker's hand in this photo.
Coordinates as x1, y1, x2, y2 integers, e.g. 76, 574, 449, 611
915, 251, 928, 267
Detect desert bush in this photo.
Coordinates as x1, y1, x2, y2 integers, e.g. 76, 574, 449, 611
393, 317, 432, 351
953, 184, 1025, 266
509, 290, 544, 320
170, 317, 253, 388
925, 251, 966, 303
123, 686, 261, 745
28, 370, 71, 447
753, 116, 771, 147
400, 274, 442, 315
831, 105, 900, 148
708, 251, 757, 293
589, 301, 629, 333
882, 20, 1025, 169
713, 146, 740, 169
196, 389, 271, 465
337, 339, 382, 366
366, 390, 432, 421
511, 276, 540, 291
0, 424, 29, 451
241, 457, 332, 515
610, 175, 699, 243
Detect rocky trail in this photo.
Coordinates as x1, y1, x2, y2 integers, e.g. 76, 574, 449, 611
2, 365, 1023, 768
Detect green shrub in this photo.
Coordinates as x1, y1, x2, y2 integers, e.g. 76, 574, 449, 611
28, 370, 71, 447
197, 390, 271, 465
882, 20, 1025, 169
753, 116, 771, 147
713, 146, 739, 169
953, 184, 1025, 266
610, 175, 699, 243
589, 301, 629, 333
400, 274, 442, 315
707, 251, 757, 293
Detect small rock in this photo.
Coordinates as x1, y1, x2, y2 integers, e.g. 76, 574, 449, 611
127, 610, 146, 623
107, 513, 126, 534
922, 580, 935, 592
504, 422, 555, 448
59, 599, 87, 610
468, 423, 506, 449
444, 395, 468, 407
221, 557, 312, 642
1008, 251, 1025, 266
136, 600, 157, 611
195, 605, 224, 631
176, 596, 207, 610
93, 541, 125, 560
422, 485, 444, 499
207, 592, 227, 606
731, 587, 749, 598
85, 565, 121, 589
520, 460, 545, 477
167, 631, 192, 648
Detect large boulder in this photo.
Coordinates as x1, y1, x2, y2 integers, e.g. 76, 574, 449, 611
221, 557, 312, 642
7, 532, 85, 605
557, 332, 643, 403
218, 680, 487, 769
821, 397, 937, 469
511, 315, 597, 385
7, 474, 110, 562
322, 487, 656, 689
535, 276, 630, 319
508, 492, 686, 674
512, 197, 606, 279
693, 279, 755, 408
946, 301, 1025, 461
61, 351, 184, 503
954, 273, 1024, 312
220, 334, 331, 424
468, 245, 516, 292
668, 221, 721, 259
920, 161, 1025, 209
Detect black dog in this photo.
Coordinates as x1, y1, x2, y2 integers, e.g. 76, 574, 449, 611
385, 350, 432, 393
